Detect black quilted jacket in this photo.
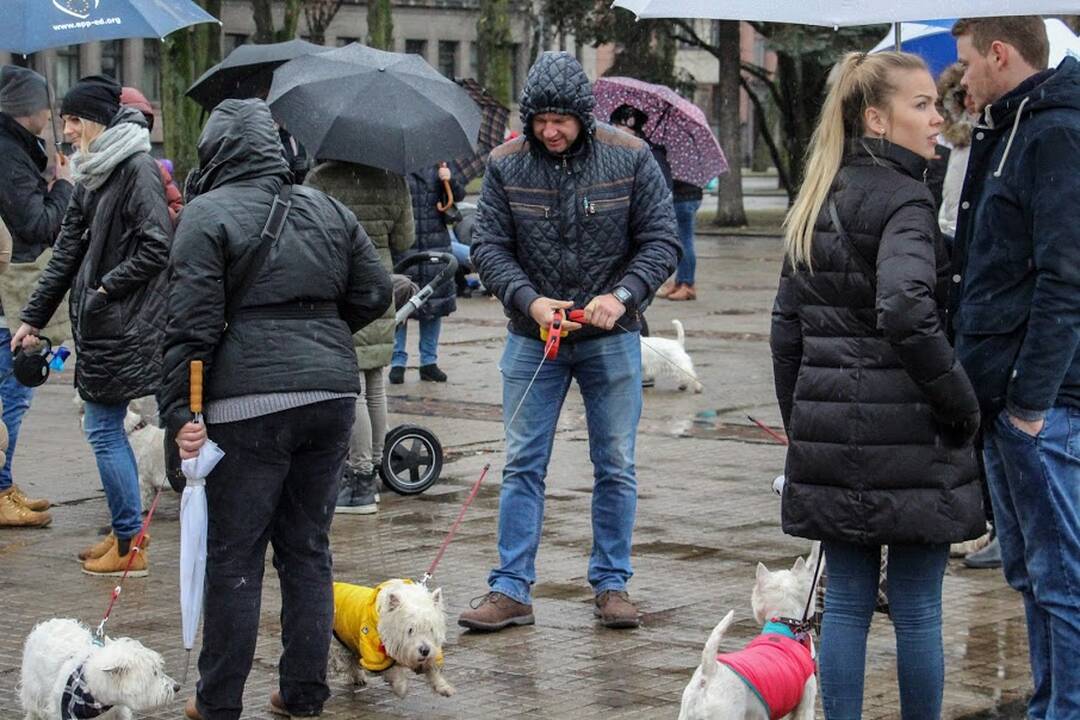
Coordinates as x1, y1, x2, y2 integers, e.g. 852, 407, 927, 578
471, 51, 680, 341
395, 166, 464, 320
22, 108, 172, 405
770, 140, 984, 546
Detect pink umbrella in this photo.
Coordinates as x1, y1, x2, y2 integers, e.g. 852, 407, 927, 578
593, 76, 728, 187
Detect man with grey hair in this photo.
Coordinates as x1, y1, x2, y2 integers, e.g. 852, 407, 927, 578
0, 65, 72, 527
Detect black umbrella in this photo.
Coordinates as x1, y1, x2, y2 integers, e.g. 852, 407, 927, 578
267, 43, 481, 176
450, 78, 510, 182
187, 39, 329, 111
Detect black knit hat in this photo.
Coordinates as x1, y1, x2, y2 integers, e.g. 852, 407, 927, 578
61, 75, 121, 127
0, 65, 49, 116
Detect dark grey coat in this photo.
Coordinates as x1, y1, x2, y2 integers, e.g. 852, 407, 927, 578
770, 140, 984, 546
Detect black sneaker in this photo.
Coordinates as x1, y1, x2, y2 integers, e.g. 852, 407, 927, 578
334, 471, 357, 514
336, 470, 376, 515
420, 364, 447, 382
388, 366, 405, 385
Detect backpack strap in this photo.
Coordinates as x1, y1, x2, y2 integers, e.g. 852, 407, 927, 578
226, 184, 293, 323
828, 197, 877, 292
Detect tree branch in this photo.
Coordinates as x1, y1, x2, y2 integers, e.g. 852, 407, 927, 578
739, 74, 790, 194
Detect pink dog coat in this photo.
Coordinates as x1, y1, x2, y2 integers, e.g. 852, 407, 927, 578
715, 625, 816, 720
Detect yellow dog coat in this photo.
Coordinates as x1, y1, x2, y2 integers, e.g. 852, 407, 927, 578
332, 580, 444, 672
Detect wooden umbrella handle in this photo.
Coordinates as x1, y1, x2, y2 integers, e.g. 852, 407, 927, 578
190, 360, 204, 415
436, 162, 455, 212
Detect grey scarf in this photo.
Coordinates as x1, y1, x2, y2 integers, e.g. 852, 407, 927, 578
71, 121, 151, 191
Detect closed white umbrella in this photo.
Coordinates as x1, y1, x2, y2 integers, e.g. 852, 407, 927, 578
613, 0, 1080, 26
179, 360, 224, 684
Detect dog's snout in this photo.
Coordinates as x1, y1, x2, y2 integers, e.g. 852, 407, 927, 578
419, 644, 431, 658
172, 682, 181, 692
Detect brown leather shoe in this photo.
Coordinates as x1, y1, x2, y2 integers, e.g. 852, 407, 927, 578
184, 697, 204, 720
82, 535, 148, 577
78, 532, 151, 562
10, 484, 50, 511
666, 284, 697, 301
594, 590, 641, 629
270, 690, 316, 717
458, 591, 535, 632
0, 487, 51, 527
655, 280, 677, 298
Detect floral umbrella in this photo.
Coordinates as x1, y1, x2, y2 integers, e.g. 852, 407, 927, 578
593, 76, 728, 187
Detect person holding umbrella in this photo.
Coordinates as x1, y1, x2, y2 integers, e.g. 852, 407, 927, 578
0, 65, 73, 528
159, 98, 392, 720
12, 74, 172, 574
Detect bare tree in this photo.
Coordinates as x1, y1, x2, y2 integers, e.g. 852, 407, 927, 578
367, 0, 394, 50
251, 0, 304, 43
304, 0, 345, 45
712, 21, 747, 227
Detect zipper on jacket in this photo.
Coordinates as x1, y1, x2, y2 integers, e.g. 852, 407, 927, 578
510, 201, 550, 219
587, 195, 631, 214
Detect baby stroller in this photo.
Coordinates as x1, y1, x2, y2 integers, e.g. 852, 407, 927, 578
379, 251, 458, 496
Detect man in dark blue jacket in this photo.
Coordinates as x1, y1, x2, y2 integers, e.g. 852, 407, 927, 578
0, 66, 72, 528
461, 52, 679, 633
952, 17, 1080, 717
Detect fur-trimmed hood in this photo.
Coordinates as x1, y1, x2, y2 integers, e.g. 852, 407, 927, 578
938, 63, 973, 148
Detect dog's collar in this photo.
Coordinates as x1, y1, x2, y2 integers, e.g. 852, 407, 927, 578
761, 620, 797, 639
128, 417, 151, 433
61, 664, 114, 719
767, 616, 812, 639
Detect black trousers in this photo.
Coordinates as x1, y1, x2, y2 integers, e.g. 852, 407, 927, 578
195, 399, 354, 720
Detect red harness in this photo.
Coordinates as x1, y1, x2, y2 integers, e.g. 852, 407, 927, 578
716, 632, 816, 720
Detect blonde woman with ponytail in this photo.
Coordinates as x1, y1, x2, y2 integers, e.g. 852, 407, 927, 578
770, 52, 984, 719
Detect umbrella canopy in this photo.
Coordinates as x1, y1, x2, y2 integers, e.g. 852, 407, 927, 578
1, 0, 218, 56
872, 18, 1080, 77
593, 76, 728, 187
450, 78, 510, 182
268, 43, 481, 176
612, 0, 1080, 26
187, 39, 330, 112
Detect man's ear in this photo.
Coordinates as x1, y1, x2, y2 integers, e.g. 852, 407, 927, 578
989, 40, 1011, 70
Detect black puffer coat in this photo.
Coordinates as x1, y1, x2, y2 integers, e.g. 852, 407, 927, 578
471, 52, 680, 342
22, 108, 171, 405
393, 166, 463, 320
158, 100, 392, 436
0, 112, 73, 262
770, 140, 984, 546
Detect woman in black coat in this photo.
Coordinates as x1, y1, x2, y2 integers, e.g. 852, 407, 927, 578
770, 52, 983, 719
14, 76, 171, 576
390, 163, 464, 383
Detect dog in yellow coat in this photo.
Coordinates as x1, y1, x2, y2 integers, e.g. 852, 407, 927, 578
329, 579, 454, 698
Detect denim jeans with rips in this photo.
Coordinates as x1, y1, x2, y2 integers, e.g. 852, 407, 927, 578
487, 330, 642, 604
984, 406, 1080, 720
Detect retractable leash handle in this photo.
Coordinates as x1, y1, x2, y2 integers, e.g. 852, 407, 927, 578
540, 309, 588, 360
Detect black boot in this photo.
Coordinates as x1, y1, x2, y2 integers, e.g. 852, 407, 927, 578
388, 366, 405, 385
337, 469, 377, 515
420, 364, 447, 382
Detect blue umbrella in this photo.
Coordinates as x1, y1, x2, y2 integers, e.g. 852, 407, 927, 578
1, 0, 219, 56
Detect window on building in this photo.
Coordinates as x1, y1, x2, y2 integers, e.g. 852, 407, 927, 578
100, 40, 124, 84
404, 39, 427, 60
224, 33, 248, 55
469, 42, 479, 78
142, 40, 161, 102
55, 45, 81, 98
336, 36, 359, 47
438, 41, 459, 78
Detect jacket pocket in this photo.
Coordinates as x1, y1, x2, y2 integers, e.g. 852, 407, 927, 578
509, 201, 552, 220
80, 288, 124, 339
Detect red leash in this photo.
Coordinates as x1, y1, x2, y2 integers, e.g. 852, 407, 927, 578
747, 415, 789, 446
94, 485, 164, 641
421, 463, 491, 586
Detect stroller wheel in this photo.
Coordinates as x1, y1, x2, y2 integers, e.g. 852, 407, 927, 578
380, 424, 443, 495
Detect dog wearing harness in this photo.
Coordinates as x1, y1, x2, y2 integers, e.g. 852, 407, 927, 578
678, 547, 821, 720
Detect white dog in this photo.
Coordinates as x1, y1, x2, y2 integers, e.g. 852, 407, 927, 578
74, 396, 166, 507
19, 618, 177, 720
329, 579, 454, 699
641, 319, 702, 393
678, 546, 821, 720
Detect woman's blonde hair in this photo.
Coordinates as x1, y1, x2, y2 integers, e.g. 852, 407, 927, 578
783, 51, 928, 269
74, 118, 107, 154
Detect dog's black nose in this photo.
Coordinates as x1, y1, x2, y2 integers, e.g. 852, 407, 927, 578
173, 682, 181, 692
419, 645, 430, 658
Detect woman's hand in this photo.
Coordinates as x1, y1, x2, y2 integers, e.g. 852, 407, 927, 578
10, 323, 41, 352
176, 422, 208, 460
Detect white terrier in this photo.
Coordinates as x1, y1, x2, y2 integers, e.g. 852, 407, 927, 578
641, 319, 703, 393
678, 546, 821, 720
19, 618, 178, 720
74, 396, 166, 507
329, 579, 454, 699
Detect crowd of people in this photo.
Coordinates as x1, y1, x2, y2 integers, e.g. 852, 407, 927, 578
0, 13, 1076, 720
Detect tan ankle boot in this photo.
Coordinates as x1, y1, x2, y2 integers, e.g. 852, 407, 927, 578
78, 532, 115, 562
82, 535, 149, 577
10, 484, 50, 511
0, 487, 52, 528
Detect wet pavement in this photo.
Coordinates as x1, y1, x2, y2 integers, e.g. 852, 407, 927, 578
0, 235, 1030, 718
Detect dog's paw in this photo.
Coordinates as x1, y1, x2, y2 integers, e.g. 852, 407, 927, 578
434, 679, 456, 697
390, 679, 408, 698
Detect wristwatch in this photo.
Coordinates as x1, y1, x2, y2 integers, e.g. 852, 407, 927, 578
611, 286, 633, 307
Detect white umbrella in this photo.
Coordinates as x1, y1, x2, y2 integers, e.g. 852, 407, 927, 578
179, 360, 224, 683
612, 1, 1080, 26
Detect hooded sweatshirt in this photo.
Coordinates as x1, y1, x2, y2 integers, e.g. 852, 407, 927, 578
952, 56, 1080, 420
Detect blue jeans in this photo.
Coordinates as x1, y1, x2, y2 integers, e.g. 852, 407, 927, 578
673, 198, 701, 286
393, 316, 441, 367
984, 406, 1080, 720
0, 328, 35, 491
488, 331, 642, 603
82, 401, 142, 539
819, 541, 949, 720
